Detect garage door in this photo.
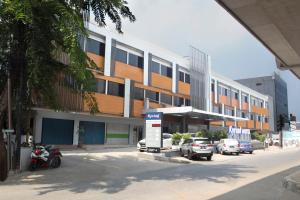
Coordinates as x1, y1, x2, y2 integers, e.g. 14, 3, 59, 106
79, 121, 105, 144
106, 123, 129, 145
42, 118, 74, 145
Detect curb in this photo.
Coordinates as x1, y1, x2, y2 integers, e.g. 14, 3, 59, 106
283, 171, 300, 194
138, 152, 191, 164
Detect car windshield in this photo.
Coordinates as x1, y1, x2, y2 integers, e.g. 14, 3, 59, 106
194, 139, 211, 144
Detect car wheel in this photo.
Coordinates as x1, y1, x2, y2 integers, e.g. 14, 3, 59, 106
236, 152, 240, 156
249, 151, 253, 154
187, 151, 193, 160
221, 149, 225, 155
207, 155, 212, 161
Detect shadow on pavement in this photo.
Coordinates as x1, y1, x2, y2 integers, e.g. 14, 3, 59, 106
0, 153, 258, 195
211, 165, 300, 200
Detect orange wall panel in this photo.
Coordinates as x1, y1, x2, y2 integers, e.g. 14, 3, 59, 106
262, 123, 270, 130
237, 121, 247, 128
260, 108, 269, 116
225, 121, 235, 127
242, 103, 249, 111
84, 93, 124, 115
151, 73, 172, 91
149, 102, 161, 109
219, 95, 230, 105
178, 81, 190, 96
252, 106, 259, 114
210, 121, 223, 126
87, 52, 104, 71
133, 100, 144, 117
256, 121, 261, 130
114, 61, 143, 83
231, 99, 239, 107
247, 120, 254, 129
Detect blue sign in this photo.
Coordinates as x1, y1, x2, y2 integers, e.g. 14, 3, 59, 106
145, 112, 163, 120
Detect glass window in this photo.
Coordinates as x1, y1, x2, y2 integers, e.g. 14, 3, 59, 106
244, 96, 248, 103
134, 87, 144, 100
161, 93, 172, 105
258, 115, 261, 122
242, 112, 245, 118
231, 110, 235, 116
234, 92, 238, 100
146, 90, 159, 102
161, 65, 172, 78
174, 97, 184, 106
185, 74, 190, 84
151, 61, 160, 74
107, 81, 124, 97
86, 38, 105, 56
96, 79, 106, 93
128, 53, 144, 69
224, 88, 228, 96
115, 48, 127, 63
265, 118, 268, 123
250, 114, 254, 120
179, 71, 184, 82
260, 102, 263, 108
185, 99, 191, 106
211, 83, 215, 92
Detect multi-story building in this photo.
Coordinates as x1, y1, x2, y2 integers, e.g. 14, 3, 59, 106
236, 73, 288, 133
32, 21, 272, 146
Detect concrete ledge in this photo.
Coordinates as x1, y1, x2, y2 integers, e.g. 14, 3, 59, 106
138, 152, 190, 164
283, 171, 300, 194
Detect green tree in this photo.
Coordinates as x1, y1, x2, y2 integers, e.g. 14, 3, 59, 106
0, 0, 135, 173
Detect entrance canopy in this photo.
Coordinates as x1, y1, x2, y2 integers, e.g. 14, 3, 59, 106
145, 106, 248, 122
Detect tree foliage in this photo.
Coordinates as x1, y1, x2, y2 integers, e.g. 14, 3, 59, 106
0, 0, 135, 170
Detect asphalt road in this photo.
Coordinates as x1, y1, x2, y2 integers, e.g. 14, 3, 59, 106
1, 148, 300, 200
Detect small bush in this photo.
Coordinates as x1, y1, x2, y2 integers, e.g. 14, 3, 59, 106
182, 133, 192, 140
172, 132, 182, 145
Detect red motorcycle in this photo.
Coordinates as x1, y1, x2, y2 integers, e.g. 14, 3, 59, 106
30, 145, 62, 171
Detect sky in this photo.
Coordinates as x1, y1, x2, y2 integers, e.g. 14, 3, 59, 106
108, 0, 300, 118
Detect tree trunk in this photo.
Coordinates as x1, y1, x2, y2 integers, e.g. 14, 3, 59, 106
13, 21, 27, 170
0, 83, 8, 181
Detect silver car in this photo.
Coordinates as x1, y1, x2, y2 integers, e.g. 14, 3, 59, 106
179, 137, 214, 161
217, 139, 240, 155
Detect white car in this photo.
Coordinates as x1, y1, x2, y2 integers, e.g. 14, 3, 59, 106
217, 139, 240, 155
137, 133, 172, 152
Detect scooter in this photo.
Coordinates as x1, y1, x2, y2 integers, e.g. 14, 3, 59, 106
30, 145, 62, 171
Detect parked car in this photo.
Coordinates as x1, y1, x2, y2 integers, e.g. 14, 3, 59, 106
217, 139, 240, 155
179, 137, 214, 160
137, 133, 172, 152
239, 140, 253, 154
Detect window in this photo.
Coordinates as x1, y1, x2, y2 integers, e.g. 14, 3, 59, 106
231, 110, 235, 116
244, 96, 248, 103
234, 92, 238, 100
161, 65, 172, 78
224, 88, 228, 96
265, 118, 268, 123
257, 115, 261, 122
185, 99, 191, 106
107, 81, 124, 97
211, 83, 215, 92
86, 38, 105, 56
134, 87, 144, 100
250, 114, 254, 120
160, 93, 172, 105
128, 53, 144, 69
242, 112, 246, 118
252, 99, 256, 106
260, 102, 264, 108
151, 61, 160, 74
174, 97, 184, 106
185, 74, 190, 84
256, 83, 262, 86
96, 79, 106, 93
146, 90, 159, 102
179, 71, 184, 82
115, 48, 127, 63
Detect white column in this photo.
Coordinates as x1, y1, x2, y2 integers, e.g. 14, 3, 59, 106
248, 94, 251, 113
172, 62, 176, 93
234, 107, 237, 127
124, 78, 131, 118
73, 119, 79, 145
104, 36, 112, 76
206, 55, 212, 112
214, 80, 218, 104
239, 90, 242, 110
143, 51, 149, 86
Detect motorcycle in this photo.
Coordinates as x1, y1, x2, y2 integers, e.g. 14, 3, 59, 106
30, 145, 62, 171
